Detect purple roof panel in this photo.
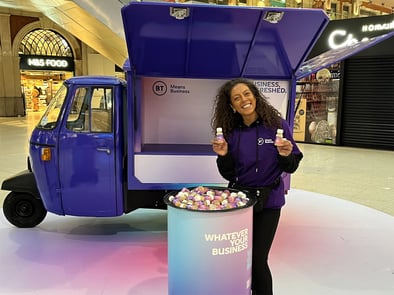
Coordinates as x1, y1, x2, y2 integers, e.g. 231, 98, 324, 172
121, 2, 329, 79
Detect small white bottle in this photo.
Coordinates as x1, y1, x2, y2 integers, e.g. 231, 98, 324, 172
215, 127, 225, 143
275, 128, 284, 145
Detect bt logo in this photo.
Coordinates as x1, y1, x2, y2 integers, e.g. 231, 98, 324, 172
152, 81, 167, 96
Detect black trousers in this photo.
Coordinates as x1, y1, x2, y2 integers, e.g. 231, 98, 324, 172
251, 208, 281, 295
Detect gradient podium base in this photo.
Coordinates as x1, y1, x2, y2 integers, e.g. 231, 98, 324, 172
167, 205, 254, 295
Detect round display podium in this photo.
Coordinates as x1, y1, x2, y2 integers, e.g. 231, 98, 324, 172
164, 187, 255, 295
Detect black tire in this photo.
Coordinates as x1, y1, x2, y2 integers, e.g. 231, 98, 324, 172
3, 192, 47, 228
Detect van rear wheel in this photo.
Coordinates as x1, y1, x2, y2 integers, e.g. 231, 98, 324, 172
3, 192, 47, 228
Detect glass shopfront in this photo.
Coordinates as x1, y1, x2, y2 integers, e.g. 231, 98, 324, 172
20, 56, 74, 112
294, 63, 341, 144
19, 29, 75, 112
294, 14, 394, 147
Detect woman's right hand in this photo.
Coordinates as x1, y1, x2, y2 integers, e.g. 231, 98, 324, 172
212, 139, 228, 156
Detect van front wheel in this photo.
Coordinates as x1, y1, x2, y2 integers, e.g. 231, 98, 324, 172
3, 192, 47, 228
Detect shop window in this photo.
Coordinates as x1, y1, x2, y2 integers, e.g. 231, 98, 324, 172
294, 64, 340, 145
19, 29, 74, 112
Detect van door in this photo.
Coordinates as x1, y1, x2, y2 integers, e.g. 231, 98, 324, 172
58, 86, 116, 216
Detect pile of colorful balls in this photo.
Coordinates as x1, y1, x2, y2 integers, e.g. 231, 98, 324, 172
167, 186, 249, 211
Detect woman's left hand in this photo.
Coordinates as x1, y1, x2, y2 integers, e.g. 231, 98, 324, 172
276, 138, 293, 157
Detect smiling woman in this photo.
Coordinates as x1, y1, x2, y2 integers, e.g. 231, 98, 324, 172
211, 77, 304, 295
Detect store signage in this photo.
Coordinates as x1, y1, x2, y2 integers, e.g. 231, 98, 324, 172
20, 55, 74, 71
309, 15, 394, 57
361, 20, 394, 33
328, 29, 368, 49
28, 58, 68, 68
327, 18, 394, 50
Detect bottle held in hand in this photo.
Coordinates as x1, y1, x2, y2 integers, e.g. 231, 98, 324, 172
215, 127, 225, 143
275, 128, 284, 146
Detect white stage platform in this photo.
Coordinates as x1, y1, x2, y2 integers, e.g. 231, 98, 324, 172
0, 189, 393, 295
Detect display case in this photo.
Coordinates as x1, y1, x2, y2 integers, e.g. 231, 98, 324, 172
294, 64, 340, 145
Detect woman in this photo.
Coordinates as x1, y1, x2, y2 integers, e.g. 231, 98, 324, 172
211, 78, 303, 295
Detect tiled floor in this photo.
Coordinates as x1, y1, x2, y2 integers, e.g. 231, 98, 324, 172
0, 114, 393, 295
291, 142, 394, 216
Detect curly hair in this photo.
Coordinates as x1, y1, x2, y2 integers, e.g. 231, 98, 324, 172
211, 78, 282, 136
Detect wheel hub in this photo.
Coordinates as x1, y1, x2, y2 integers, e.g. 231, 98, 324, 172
16, 201, 33, 217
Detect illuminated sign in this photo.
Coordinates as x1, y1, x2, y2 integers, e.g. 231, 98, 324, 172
328, 30, 369, 49
27, 58, 69, 68
20, 55, 74, 71
327, 18, 394, 50
361, 20, 394, 33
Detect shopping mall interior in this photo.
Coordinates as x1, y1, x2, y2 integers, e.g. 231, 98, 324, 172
0, 1, 393, 295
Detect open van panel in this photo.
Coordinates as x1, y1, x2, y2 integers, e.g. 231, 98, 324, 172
121, 2, 393, 190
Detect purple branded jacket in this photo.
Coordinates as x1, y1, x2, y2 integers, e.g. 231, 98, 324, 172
216, 118, 303, 209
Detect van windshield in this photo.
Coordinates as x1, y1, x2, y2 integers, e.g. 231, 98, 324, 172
37, 84, 68, 129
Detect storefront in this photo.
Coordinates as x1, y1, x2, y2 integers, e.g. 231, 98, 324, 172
294, 63, 341, 144
18, 29, 75, 112
20, 55, 74, 112
295, 14, 394, 150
